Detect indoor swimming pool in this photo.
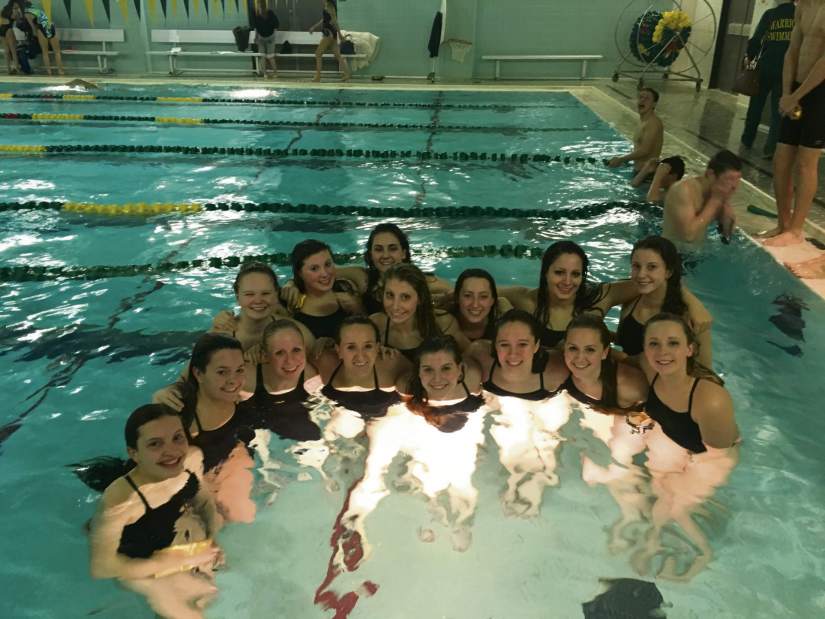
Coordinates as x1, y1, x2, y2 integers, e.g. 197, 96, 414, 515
0, 84, 823, 618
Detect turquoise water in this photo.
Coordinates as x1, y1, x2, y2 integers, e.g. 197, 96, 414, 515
1, 86, 824, 618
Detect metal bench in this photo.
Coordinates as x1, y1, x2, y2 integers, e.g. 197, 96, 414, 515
481, 54, 604, 80
148, 29, 364, 76
4, 27, 123, 73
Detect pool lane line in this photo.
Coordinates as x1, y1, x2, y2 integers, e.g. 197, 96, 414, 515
1, 112, 590, 133
0, 198, 661, 221
413, 90, 444, 207
0, 91, 579, 110
0, 143, 613, 165
0, 243, 590, 283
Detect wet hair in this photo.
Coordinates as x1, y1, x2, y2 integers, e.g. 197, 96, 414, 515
564, 314, 618, 409
70, 404, 182, 492
535, 241, 602, 327
233, 261, 279, 296
660, 155, 685, 180
630, 236, 687, 316
639, 87, 659, 103
405, 336, 464, 428
291, 239, 333, 293
125, 403, 183, 449
382, 263, 441, 340
181, 333, 245, 429
335, 314, 381, 345
263, 318, 304, 351
364, 223, 412, 295
451, 268, 500, 339
491, 309, 549, 374
707, 150, 742, 176
643, 313, 722, 384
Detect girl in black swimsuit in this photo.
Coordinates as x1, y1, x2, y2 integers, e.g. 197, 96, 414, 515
617, 236, 712, 367
289, 239, 361, 340
499, 241, 636, 348
317, 315, 409, 421
179, 334, 256, 523
246, 319, 322, 441
89, 404, 222, 617
371, 263, 469, 361
561, 314, 647, 413
308, 0, 350, 82
449, 268, 512, 342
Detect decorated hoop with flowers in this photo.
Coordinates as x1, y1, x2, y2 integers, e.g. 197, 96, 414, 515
630, 9, 692, 67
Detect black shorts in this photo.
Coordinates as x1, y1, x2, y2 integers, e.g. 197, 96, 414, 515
778, 80, 825, 149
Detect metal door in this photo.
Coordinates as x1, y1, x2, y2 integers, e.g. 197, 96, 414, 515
710, 0, 757, 91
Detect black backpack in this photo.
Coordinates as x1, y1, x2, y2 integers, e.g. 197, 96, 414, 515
280, 40, 293, 54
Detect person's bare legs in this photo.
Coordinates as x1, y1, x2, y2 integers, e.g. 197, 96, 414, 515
332, 44, 350, 81
3, 30, 18, 73
765, 146, 822, 246
50, 32, 64, 75
759, 142, 796, 239
785, 253, 825, 278
313, 37, 331, 82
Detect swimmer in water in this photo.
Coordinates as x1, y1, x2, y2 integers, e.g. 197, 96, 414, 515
88, 404, 223, 619
447, 268, 513, 342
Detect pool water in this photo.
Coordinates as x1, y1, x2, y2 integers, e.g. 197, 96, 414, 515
0, 85, 823, 618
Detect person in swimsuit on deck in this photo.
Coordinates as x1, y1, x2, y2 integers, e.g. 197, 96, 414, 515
9, 0, 63, 75
89, 404, 223, 619
447, 268, 512, 342
1, 4, 19, 74
370, 263, 469, 361
499, 241, 636, 349
632, 313, 739, 580
617, 236, 713, 369
308, 0, 350, 82
287, 239, 362, 340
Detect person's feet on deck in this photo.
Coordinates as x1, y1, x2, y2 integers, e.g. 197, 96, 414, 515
785, 253, 825, 279
764, 230, 805, 247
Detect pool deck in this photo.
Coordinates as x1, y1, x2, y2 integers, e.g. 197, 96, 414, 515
2, 74, 824, 299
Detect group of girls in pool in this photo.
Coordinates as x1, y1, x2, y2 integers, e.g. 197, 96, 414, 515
87, 222, 740, 617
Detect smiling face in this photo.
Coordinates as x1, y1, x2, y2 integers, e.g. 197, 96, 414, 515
383, 277, 419, 325
370, 231, 407, 274
236, 272, 279, 320
494, 321, 539, 371
564, 327, 608, 380
127, 415, 188, 482
644, 320, 693, 377
264, 327, 306, 383
193, 348, 246, 403
458, 277, 495, 326
545, 253, 583, 303
336, 323, 379, 376
419, 350, 463, 399
630, 248, 671, 296
299, 250, 336, 294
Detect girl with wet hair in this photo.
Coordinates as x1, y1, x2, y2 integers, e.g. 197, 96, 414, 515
617, 236, 713, 368
561, 314, 648, 413
466, 309, 567, 401
88, 403, 223, 618
371, 263, 469, 361
402, 335, 485, 432
286, 239, 362, 339
499, 241, 637, 348
210, 261, 315, 363
175, 334, 257, 523
448, 268, 512, 342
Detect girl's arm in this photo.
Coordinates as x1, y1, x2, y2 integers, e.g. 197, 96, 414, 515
693, 382, 739, 449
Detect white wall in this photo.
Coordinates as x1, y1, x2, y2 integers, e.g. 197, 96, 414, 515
669, 0, 724, 87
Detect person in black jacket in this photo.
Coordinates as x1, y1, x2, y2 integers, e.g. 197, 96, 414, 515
252, 0, 278, 78
740, 1, 796, 157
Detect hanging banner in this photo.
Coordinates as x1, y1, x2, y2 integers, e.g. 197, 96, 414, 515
233, 0, 239, 14
101, 0, 111, 22
42, 0, 52, 21
202, 0, 209, 17
132, 0, 141, 18
182, 0, 189, 17
62, 0, 71, 20
159, 0, 167, 18
117, 0, 128, 20
148, 0, 157, 19
216, 0, 223, 18
83, 0, 95, 25
192, 0, 199, 16
171, 0, 177, 17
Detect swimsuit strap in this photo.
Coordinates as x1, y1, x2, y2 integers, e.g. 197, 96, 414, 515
687, 377, 701, 412
628, 296, 643, 318
460, 380, 470, 397
539, 371, 545, 390
373, 366, 380, 390
383, 320, 391, 345
329, 362, 343, 385
651, 373, 660, 388
124, 475, 151, 511
192, 409, 204, 433
256, 363, 265, 394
